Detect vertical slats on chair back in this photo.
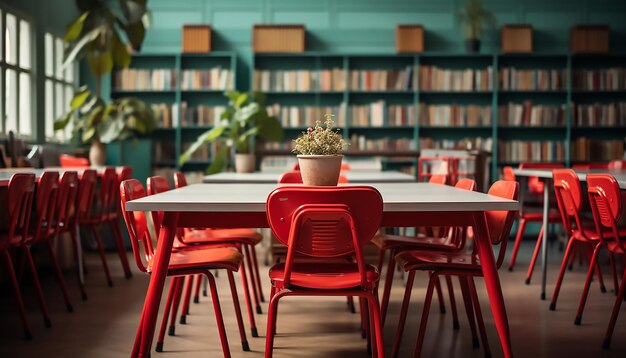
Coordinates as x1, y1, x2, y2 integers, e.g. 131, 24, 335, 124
76, 170, 97, 222
587, 174, 622, 228
7, 173, 36, 239
115, 166, 133, 212
173, 172, 188, 188
33, 171, 60, 241
56, 171, 79, 233
553, 169, 584, 233
120, 179, 152, 272
99, 167, 118, 215
146, 176, 171, 233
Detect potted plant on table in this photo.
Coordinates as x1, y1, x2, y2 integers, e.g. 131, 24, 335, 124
179, 90, 284, 173
292, 114, 347, 186
459, 0, 495, 53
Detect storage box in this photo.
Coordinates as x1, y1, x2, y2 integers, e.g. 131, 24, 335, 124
253, 25, 305, 53
501, 25, 532, 53
396, 25, 424, 53
182, 25, 212, 53
571, 25, 610, 53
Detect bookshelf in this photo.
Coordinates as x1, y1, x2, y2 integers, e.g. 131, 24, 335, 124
109, 52, 237, 178
252, 52, 626, 180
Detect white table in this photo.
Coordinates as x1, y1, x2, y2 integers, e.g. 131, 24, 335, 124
125, 182, 519, 358
0, 166, 123, 186
203, 171, 416, 184
513, 168, 626, 300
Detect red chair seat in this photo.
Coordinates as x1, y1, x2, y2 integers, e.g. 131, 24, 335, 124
269, 262, 379, 290
372, 233, 457, 251
575, 226, 626, 242
183, 228, 262, 246
146, 247, 242, 273
395, 250, 482, 272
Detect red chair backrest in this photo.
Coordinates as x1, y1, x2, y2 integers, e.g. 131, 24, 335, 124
587, 174, 623, 238
5, 173, 36, 241
99, 167, 119, 214
114, 166, 133, 213
502, 166, 516, 181
552, 169, 584, 234
484, 180, 519, 268
278, 171, 348, 184
455, 178, 476, 191
146, 176, 171, 232
55, 171, 79, 234
608, 160, 626, 170
429, 174, 448, 185
174, 172, 188, 188
120, 179, 152, 272
59, 154, 89, 167
519, 162, 564, 195
76, 169, 98, 223
267, 186, 382, 288
293, 162, 351, 171
33, 171, 60, 241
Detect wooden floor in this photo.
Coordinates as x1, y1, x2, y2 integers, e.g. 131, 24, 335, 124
1, 241, 625, 357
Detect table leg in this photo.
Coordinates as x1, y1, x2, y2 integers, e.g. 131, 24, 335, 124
134, 212, 179, 358
472, 212, 512, 358
540, 179, 551, 300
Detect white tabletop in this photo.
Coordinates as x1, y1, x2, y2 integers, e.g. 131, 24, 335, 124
0, 166, 121, 186
203, 171, 415, 184
513, 168, 626, 189
125, 183, 519, 213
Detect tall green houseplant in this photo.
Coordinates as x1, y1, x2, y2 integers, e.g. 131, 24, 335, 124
55, 0, 156, 165
459, 0, 495, 53
179, 91, 284, 174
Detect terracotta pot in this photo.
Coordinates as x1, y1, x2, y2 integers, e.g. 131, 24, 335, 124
297, 155, 343, 186
235, 153, 255, 173
89, 139, 106, 166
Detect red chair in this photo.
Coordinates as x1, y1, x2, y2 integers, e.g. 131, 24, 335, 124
390, 180, 519, 358
278, 170, 348, 184
428, 174, 448, 185
121, 179, 246, 356
572, 162, 610, 170
149, 175, 258, 341
586, 174, 626, 348
265, 186, 385, 358
0, 173, 36, 339
549, 169, 609, 319
293, 162, 351, 171
506, 164, 563, 283
608, 160, 626, 170
59, 154, 89, 167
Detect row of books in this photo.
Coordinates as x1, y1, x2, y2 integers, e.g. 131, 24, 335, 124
253, 69, 345, 92
499, 68, 567, 91
498, 140, 565, 162
572, 102, 626, 127
348, 66, 414, 91
498, 102, 566, 126
419, 104, 491, 127
151, 103, 176, 128
180, 69, 233, 90
114, 69, 177, 90
349, 101, 416, 126
572, 68, 626, 91
266, 104, 344, 127
571, 137, 625, 161
419, 66, 493, 91
153, 141, 176, 162
419, 137, 493, 152
349, 135, 414, 151
179, 103, 226, 127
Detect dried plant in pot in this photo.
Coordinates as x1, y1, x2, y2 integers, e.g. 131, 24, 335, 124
292, 114, 347, 186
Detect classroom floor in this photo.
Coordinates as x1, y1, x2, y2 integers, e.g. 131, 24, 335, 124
1, 240, 625, 358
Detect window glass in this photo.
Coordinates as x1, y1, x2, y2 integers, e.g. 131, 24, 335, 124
0, 10, 3, 61
55, 37, 64, 80
19, 20, 30, 69
45, 32, 53, 77
18, 72, 31, 135
45, 79, 53, 139
5, 69, 17, 133
5, 13, 16, 65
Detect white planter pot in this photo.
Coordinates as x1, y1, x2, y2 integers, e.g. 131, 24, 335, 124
297, 155, 343, 186
89, 140, 106, 166
235, 153, 256, 173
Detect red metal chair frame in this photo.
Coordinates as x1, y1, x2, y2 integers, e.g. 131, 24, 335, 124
389, 180, 519, 358
265, 185, 385, 358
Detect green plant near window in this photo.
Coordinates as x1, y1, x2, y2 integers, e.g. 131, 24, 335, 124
459, 0, 495, 52
179, 90, 284, 174
54, 0, 156, 164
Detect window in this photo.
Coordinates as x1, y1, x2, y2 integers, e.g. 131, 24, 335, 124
0, 8, 34, 137
44, 32, 77, 141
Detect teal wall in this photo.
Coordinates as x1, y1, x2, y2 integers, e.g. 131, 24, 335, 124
139, 0, 626, 90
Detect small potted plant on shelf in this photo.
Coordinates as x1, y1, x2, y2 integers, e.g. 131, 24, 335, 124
292, 114, 347, 186
459, 0, 495, 53
179, 90, 284, 173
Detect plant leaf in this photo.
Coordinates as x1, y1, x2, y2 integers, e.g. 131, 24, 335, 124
124, 21, 146, 51
111, 33, 131, 68
206, 146, 229, 174
256, 116, 284, 142
54, 111, 73, 130
62, 26, 102, 69
235, 92, 249, 108
87, 50, 113, 78
64, 11, 90, 42
70, 88, 91, 109
99, 116, 125, 143
82, 126, 96, 143
178, 126, 225, 165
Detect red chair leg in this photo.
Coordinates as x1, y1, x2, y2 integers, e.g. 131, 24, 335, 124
22, 246, 52, 327
239, 260, 258, 337
434, 275, 446, 314
264, 289, 283, 358
468, 277, 492, 358
2, 250, 32, 339
244, 245, 262, 314
156, 277, 177, 352
445, 275, 460, 330
69, 227, 88, 300
376, 248, 386, 273
568, 242, 578, 271
575, 243, 603, 325
180, 275, 194, 323
603, 265, 626, 349
367, 292, 385, 358
45, 240, 73, 312
412, 272, 438, 358
249, 245, 265, 303
205, 272, 231, 358
609, 253, 619, 295
508, 218, 527, 271
550, 237, 575, 311
193, 274, 202, 303
90, 224, 113, 287
459, 275, 480, 348
109, 219, 132, 279
227, 270, 250, 351
168, 276, 184, 336
381, 249, 396, 324
359, 297, 368, 339
391, 270, 416, 358
525, 225, 544, 284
